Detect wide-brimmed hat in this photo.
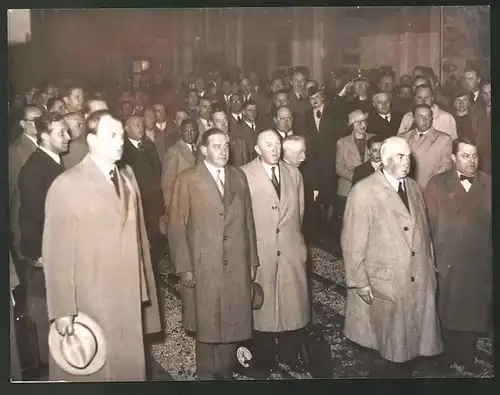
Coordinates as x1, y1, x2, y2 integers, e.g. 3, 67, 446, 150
251, 282, 264, 310
348, 110, 369, 125
48, 312, 107, 376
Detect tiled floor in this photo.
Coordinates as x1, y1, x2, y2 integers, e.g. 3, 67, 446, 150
151, 245, 494, 380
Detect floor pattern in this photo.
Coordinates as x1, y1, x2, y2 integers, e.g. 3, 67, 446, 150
151, 246, 494, 380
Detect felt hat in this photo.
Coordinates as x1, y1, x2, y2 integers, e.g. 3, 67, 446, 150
48, 312, 107, 376
348, 110, 369, 125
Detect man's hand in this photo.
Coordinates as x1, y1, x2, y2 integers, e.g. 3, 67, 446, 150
338, 81, 353, 97
313, 190, 319, 202
356, 285, 373, 305
182, 272, 196, 288
54, 316, 75, 336
33, 257, 43, 268
251, 266, 257, 281
159, 215, 168, 236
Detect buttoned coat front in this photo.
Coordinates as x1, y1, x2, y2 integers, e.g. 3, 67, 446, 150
168, 162, 259, 343
42, 155, 161, 381
342, 170, 442, 363
241, 159, 310, 332
401, 127, 453, 190
424, 169, 492, 333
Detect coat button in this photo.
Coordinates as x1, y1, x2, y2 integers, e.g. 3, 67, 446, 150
224, 260, 228, 265
224, 236, 228, 241
219, 212, 224, 216
276, 229, 280, 233
403, 226, 409, 231
411, 251, 415, 256
277, 251, 281, 256
411, 276, 415, 282
272, 206, 277, 210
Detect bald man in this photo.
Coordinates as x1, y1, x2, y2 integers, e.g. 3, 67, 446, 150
62, 112, 89, 169
241, 130, 310, 376
342, 136, 442, 377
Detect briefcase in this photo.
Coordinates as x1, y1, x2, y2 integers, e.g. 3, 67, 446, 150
15, 312, 40, 372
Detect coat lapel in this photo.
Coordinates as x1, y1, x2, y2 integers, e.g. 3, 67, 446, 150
196, 161, 224, 208
117, 165, 134, 225
178, 140, 196, 165
252, 158, 280, 205
223, 167, 236, 212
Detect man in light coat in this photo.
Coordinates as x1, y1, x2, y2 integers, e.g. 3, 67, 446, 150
168, 128, 259, 380
241, 130, 310, 375
424, 137, 491, 374
400, 104, 453, 190
342, 136, 442, 377
42, 110, 161, 381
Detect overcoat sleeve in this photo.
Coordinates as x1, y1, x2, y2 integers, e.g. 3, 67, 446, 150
437, 137, 453, 175
298, 170, 305, 224
168, 173, 194, 274
161, 147, 178, 214
423, 177, 439, 242
336, 139, 352, 182
341, 184, 371, 289
242, 171, 259, 268
42, 177, 78, 321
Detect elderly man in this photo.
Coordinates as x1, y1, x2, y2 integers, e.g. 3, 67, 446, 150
367, 92, 403, 139
400, 104, 453, 190
424, 137, 491, 374
42, 110, 161, 381
241, 130, 309, 376
398, 84, 457, 140
336, 110, 374, 217
342, 136, 442, 377
168, 128, 259, 380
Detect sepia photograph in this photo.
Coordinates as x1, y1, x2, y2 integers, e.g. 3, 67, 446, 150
7, 6, 492, 383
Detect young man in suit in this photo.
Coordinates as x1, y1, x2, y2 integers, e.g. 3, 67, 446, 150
143, 106, 169, 167
9, 105, 43, 274
424, 137, 491, 374
352, 135, 384, 186
400, 104, 453, 190
241, 130, 310, 376
342, 136, 442, 377
61, 112, 88, 169
18, 112, 70, 367
367, 92, 404, 139
232, 99, 261, 158
42, 110, 161, 381
196, 97, 215, 144
168, 128, 259, 380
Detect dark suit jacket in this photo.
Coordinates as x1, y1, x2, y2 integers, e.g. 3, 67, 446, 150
121, 138, 164, 238
261, 109, 306, 134
245, 91, 272, 120
367, 111, 404, 139
19, 148, 64, 260
232, 120, 262, 160
289, 91, 311, 115
304, 103, 344, 204
352, 160, 380, 186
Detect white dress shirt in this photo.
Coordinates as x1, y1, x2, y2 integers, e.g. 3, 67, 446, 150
224, 94, 232, 104
261, 161, 280, 183
201, 118, 214, 129
156, 121, 167, 131
39, 146, 61, 165
398, 104, 457, 140
457, 171, 473, 192
245, 120, 256, 130
128, 138, 141, 149
204, 160, 225, 184
379, 113, 391, 122
90, 155, 116, 183
232, 112, 243, 122
313, 104, 325, 131
473, 90, 480, 102
277, 130, 293, 139
185, 141, 196, 152
371, 161, 382, 171
383, 169, 405, 192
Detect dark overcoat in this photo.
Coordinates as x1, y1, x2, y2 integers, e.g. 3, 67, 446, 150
424, 169, 492, 332
168, 162, 259, 343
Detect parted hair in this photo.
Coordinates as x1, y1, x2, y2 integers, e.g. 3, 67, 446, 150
200, 128, 227, 147
34, 112, 65, 144
452, 136, 477, 156
84, 110, 116, 137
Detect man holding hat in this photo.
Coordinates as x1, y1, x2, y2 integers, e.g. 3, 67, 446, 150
42, 110, 161, 381
340, 74, 374, 115
336, 109, 374, 218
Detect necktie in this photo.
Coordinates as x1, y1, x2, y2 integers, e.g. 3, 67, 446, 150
384, 115, 390, 121
397, 181, 409, 212
459, 174, 474, 184
271, 166, 280, 198
316, 110, 322, 118
237, 115, 242, 123
109, 169, 120, 197
215, 169, 224, 196
137, 141, 144, 151
417, 132, 424, 139
251, 123, 255, 131
191, 144, 196, 154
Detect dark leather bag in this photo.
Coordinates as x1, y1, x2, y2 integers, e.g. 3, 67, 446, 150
14, 311, 40, 373
299, 325, 333, 378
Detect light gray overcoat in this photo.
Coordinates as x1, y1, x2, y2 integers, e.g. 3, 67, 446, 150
42, 155, 161, 381
342, 170, 442, 362
241, 159, 310, 332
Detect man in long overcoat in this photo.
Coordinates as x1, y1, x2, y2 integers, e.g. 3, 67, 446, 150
168, 128, 259, 380
424, 137, 491, 373
342, 136, 442, 376
42, 111, 161, 381
241, 130, 310, 374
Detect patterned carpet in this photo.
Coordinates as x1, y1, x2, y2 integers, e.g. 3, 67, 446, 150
150, 246, 494, 380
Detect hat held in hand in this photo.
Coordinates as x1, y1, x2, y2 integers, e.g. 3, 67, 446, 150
48, 312, 107, 376
251, 282, 264, 310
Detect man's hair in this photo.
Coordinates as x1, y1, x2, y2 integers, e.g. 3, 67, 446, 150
46, 96, 64, 111
380, 136, 408, 163
242, 99, 258, 111
185, 88, 198, 98
180, 118, 197, 131
21, 105, 40, 120
84, 110, 115, 137
230, 92, 243, 102
34, 112, 65, 144
282, 134, 306, 151
367, 135, 385, 149
372, 91, 392, 100
275, 105, 292, 118
60, 83, 83, 99
463, 67, 480, 77
174, 109, 189, 118
274, 89, 290, 100
200, 127, 227, 147
212, 107, 227, 117
452, 136, 477, 156
411, 103, 433, 117
414, 84, 435, 96
399, 84, 413, 91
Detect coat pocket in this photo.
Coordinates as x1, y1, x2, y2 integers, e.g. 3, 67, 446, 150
366, 265, 395, 303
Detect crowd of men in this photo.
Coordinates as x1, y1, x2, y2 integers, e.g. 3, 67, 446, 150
8, 60, 492, 381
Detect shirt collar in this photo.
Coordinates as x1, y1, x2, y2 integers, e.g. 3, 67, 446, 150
156, 121, 167, 129
314, 104, 325, 115
379, 112, 391, 119
24, 133, 39, 147
90, 154, 116, 180
204, 160, 225, 180
39, 146, 61, 165
371, 161, 382, 170
245, 120, 255, 128
383, 169, 405, 192
260, 159, 280, 179
232, 112, 242, 118
129, 138, 141, 148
